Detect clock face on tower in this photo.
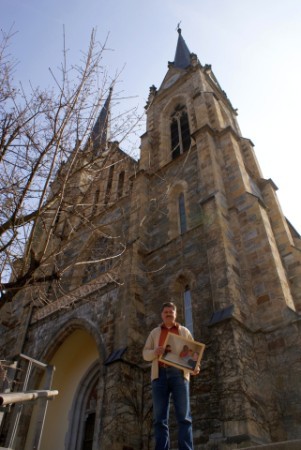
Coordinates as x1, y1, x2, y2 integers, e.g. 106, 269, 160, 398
162, 73, 180, 89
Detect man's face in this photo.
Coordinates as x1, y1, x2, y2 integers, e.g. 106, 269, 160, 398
161, 307, 177, 326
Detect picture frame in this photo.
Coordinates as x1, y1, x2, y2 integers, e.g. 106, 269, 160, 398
159, 332, 205, 373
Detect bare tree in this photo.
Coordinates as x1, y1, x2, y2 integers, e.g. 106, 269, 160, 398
0, 27, 141, 309
102, 368, 153, 449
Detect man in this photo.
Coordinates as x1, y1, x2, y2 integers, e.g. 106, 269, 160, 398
143, 302, 199, 450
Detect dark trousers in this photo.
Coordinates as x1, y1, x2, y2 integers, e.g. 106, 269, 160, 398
151, 367, 193, 450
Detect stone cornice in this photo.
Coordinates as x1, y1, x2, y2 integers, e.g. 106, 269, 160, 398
129, 168, 150, 182
192, 89, 219, 102
219, 125, 243, 141
199, 191, 218, 205
31, 276, 116, 323
240, 136, 255, 147
191, 123, 217, 140
260, 178, 279, 191
192, 125, 259, 161
191, 123, 242, 143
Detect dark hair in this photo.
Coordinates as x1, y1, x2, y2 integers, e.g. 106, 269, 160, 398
161, 302, 177, 312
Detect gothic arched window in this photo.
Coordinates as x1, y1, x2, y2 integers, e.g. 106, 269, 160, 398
178, 192, 187, 234
170, 106, 191, 159
183, 285, 193, 334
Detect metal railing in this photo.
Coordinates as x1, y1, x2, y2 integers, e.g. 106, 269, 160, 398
0, 354, 58, 450
0, 390, 58, 407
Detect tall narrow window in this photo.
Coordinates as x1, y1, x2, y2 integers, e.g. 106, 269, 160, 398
170, 107, 191, 159
117, 171, 125, 198
178, 192, 187, 234
104, 165, 114, 205
91, 189, 100, 217
184, 285, 193, 334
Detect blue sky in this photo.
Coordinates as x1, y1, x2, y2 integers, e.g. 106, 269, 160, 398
2, 0, 301, 232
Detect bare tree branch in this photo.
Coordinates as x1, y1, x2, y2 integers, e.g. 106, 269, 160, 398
0, 27, 142, 309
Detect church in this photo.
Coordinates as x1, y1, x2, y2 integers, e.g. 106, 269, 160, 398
0, 29, 301, 450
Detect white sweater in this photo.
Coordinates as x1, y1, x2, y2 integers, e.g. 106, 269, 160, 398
142, 324, 193, 381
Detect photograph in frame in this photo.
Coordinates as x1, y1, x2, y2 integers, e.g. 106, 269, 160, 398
159, 332, 205, 373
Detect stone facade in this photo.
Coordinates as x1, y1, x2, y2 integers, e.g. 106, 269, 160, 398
1, 31, 301, 449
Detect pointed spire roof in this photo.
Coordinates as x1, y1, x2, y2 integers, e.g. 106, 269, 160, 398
91, 87, 113, 153
174, 27, 191, 69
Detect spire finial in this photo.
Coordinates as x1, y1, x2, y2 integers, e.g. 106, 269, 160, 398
176, 22, 182, 34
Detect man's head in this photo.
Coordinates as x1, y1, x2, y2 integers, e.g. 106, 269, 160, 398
161, 302, 177, 327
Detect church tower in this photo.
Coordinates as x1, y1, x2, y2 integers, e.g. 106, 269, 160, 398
1, 29, 301, 450
135, 28, 301, 448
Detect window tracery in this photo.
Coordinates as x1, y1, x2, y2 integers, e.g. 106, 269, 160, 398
170, 106, 191, 159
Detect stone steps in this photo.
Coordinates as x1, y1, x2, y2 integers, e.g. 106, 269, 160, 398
243, 439, 301, 450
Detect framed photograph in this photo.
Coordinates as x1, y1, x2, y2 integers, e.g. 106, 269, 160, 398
159, 332, 205, 373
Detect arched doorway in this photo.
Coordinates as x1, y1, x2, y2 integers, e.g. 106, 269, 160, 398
25, 328, 100, 450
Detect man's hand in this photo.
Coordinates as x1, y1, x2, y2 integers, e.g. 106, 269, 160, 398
154, 346, 165, 356
191, 365, 200, 376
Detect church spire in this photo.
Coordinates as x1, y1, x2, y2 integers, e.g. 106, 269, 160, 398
90, 87, 113, 154
173, 27, 191, 69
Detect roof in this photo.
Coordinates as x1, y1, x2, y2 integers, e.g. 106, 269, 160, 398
104, 347, 127, 365
208, 305, 234, 326
173, 28, 192, 69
